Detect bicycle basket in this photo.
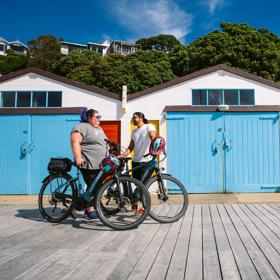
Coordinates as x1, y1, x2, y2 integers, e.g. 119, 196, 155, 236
47, 157, 72, 174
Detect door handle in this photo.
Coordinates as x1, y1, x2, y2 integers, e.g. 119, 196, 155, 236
28, 142, 36, 153
212, 140, 220, 155
21, 142, 27, 158
224, 138, 232, 150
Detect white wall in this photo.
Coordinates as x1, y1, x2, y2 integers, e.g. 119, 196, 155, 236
0, 73, 120, 120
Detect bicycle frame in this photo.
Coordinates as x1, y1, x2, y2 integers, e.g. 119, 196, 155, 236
119, 155, 170, 202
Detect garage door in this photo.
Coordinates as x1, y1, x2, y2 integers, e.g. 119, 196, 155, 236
0, 114, 121, 194
166, 112, 280, 193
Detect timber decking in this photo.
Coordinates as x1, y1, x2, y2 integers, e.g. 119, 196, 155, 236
0, 204, 280, 280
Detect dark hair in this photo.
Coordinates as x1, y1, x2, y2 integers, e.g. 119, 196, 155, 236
133, 112, 148, 124
80, 107, 99, 122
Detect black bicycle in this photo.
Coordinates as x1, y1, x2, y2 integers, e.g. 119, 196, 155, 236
38, 155, 151, 231
105, 139, 189, 223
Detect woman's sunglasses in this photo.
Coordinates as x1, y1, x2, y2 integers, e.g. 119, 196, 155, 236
90, 115, 101, 120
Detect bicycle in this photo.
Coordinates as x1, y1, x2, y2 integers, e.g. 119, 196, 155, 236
38, 155, 151, 231
105, 139, 189, 223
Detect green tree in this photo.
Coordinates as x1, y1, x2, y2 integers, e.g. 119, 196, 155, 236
136, 34, 181, 52
66, 66, 94, 85
50, 49, 101, 77
28, 35, 62, 70
91, 51, 175, 94
170, 23, 280, 82
0, 52, 28, 75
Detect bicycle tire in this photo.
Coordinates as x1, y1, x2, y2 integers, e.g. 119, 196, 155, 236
145, 174, 188, 223
100, 179, 121, 215
38, 173, 78, 223
95, 176, 151, 230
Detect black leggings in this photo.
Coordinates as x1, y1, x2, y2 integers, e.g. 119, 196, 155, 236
132, 160, 155, 184
80, 169, 100, 192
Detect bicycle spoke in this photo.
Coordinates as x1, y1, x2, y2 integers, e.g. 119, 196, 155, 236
147, 174, 188, 223
38, 174, 77, 223
96, 176, 151, 230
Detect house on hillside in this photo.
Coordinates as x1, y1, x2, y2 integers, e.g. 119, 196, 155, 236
60, 40, 141, 56
0, 37, 28, 56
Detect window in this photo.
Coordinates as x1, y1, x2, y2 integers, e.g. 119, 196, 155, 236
240, 89, 254, 105
192, 89, 255, 106
208, 90, 222, 105
48, 91, 62, 107
0, 44, 4, 52
224, 90, 238, 105
17, 91, 31, 107
32, 91, 46, 107
192, 90, 207, 105
1, 92, 16, 107
10, 45, 25, 52
0, 91, 62, 108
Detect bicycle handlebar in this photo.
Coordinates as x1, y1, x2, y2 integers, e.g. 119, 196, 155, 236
104, 138, 167, 162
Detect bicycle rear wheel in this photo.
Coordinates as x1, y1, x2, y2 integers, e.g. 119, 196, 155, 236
146, 174, 188, 223
95, 176, 151, 230
38, 173, 78, 223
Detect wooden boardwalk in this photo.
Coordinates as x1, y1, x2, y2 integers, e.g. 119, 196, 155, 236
0, 204, 280, 280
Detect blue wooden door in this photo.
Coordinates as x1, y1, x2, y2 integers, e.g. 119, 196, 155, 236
224, 112, 280, 192
0, 115, 31, 194
166, 112, 224, 193
30, 115, 79, 194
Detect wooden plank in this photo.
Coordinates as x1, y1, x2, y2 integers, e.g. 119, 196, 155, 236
0, 218, 45, 239
246, 204, 280, 239
267, 203, 280, 214
104, 219, 161, 280
146, 216, 183, 279
37, 252, 110, 280
14, 230, 120, 280
227, 205, 279, 279
13, 249, 71, 280
0, 249, 28, 266
165, 205, 194, 280
260, 204, 280, 223
185, 205, 203, 280
237, 205, 280, 255
209, 205, 241, 280
202, 205, 222, 280
89, 233, 138, 280
0, 220, 56, 251
0, 249, 55, 279
217, 205, 260, 280
38, 232, 123, 280
254, 204, 280, 231
126, 223, 172, 280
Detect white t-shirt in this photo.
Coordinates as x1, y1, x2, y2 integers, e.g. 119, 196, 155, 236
131, 123, 156, 162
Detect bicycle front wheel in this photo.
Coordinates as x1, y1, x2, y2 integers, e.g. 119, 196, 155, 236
95, 176, 151, 230
146, 174, 188, 223
38, 173, 78, 223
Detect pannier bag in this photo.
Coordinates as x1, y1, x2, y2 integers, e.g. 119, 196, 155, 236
47, 158, 72, 173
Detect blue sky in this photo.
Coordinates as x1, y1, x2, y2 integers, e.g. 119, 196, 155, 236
1, 0, 280, 45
